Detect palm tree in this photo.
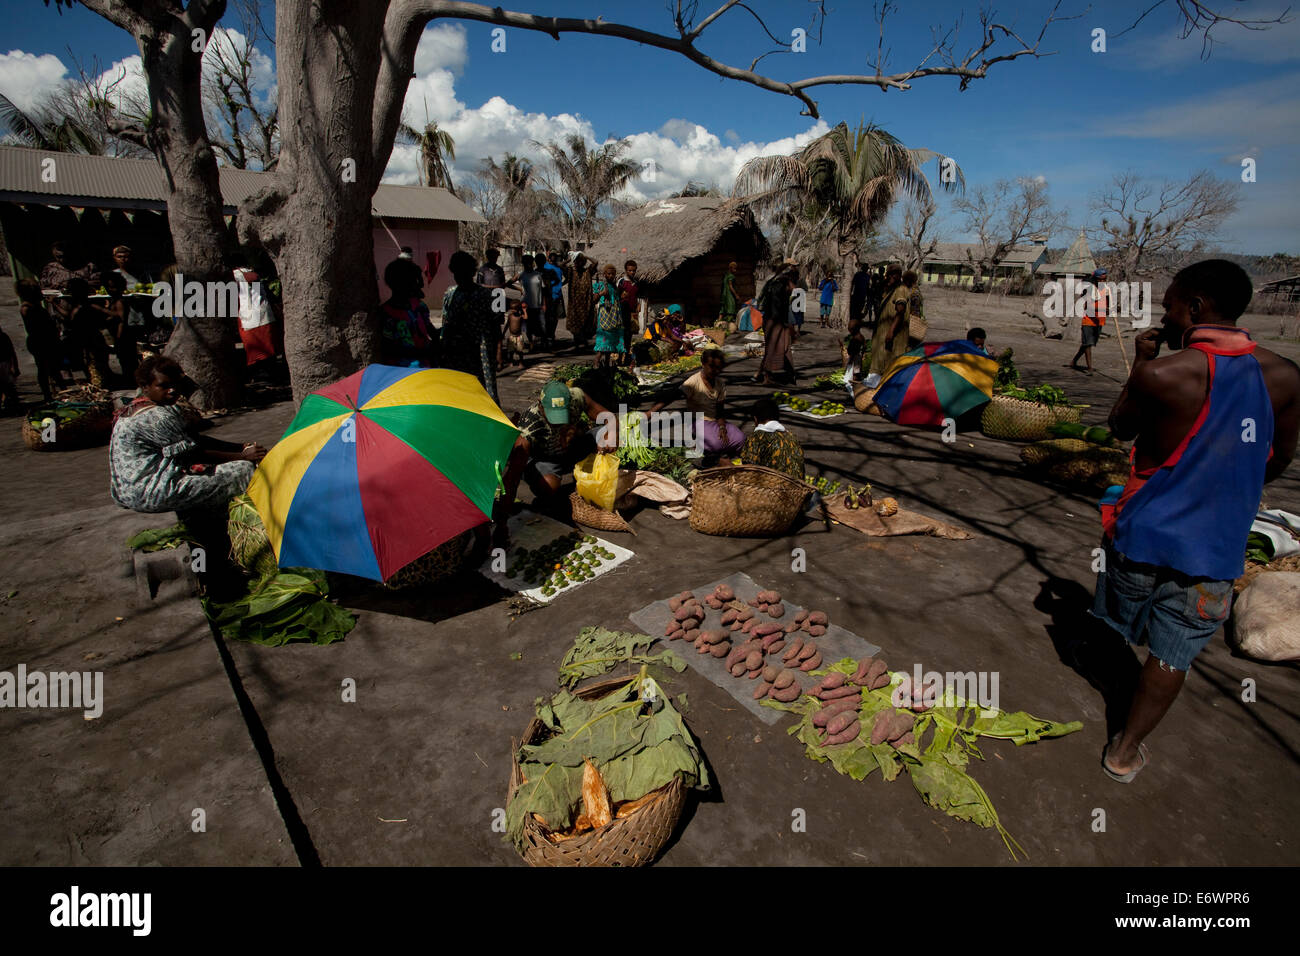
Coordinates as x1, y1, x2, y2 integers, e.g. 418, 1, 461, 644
0, 92, 104, 154
396, 119, 456, 193
733, 120, 962, 325
533, 134, 638, 245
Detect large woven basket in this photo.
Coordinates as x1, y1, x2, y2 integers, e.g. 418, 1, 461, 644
569, 491, 634, 534
699, 327, 727, 346
689, 464, 810, 537
22, 401, 116, 451
507, 676, 689, 866
908, 315, 928, 344
383, 530, 475, 590
980, 394, 1082, 442
852, 384, 882, 416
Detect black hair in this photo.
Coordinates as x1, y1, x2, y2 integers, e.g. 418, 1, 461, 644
752, 397, 781, 423
104, 272, 126, 290
1170, 259, 1253, 322
486, 248, 500, 261
449, 250, 476, 279
522, 254, 535, 269
967, 327, 987, 341
15, 277, 41, 302
383, 258, 414, 293
136, 353, 183, 388
624, 259, 637, 269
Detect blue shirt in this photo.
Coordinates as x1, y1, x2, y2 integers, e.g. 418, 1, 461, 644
819, 278, 838, 306
542, 262, 564, 300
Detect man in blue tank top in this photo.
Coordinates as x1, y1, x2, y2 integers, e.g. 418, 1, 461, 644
1093, 259, 1299, 783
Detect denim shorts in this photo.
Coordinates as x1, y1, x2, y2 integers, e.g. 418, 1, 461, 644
1090, 542, 1232, 671
819, 304, 833, 317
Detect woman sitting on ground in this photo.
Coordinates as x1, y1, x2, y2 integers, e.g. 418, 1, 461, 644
109, 355, 267, 596
647, 344, 743, 459
738, 398, 805, 479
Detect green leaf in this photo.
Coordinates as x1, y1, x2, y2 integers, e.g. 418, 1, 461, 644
556, 626, 685, 689
907, 756, 1025, 860
968, 708, 1084, 746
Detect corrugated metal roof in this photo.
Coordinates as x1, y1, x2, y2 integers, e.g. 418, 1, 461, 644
0, 146, 482, 222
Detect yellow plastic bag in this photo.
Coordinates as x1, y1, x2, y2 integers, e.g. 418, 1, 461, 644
574, 452, 620, 512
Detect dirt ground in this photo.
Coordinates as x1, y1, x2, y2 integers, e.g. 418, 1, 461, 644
1, 281, 1297, 867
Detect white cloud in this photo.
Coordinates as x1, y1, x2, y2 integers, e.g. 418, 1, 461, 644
0, 50, 70, 111
414, 23, 468, 77
1118, 8, 1300, 70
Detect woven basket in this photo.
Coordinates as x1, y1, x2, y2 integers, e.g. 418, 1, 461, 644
980, 394, 1082, 442
689, 464, 810, 537
569, 492, 634, 534
908, 315, 928, 343
699, 327, 727, 346
507, 676, 689, 866
383, 530, 474, 590
852, 385, 882, 416
22, 401, 115, 451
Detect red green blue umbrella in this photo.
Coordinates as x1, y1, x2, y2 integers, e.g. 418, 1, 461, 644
873, 340, 997, 427
245, 366, 518, 581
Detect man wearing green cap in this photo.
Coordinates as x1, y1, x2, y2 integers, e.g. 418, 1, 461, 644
494, 380, 615, 544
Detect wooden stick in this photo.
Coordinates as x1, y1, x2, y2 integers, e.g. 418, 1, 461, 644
1112, 318, 1131, 376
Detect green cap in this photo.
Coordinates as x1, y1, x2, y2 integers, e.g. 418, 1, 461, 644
541, 381, 572, 424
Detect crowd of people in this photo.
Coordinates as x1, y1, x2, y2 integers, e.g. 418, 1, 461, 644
5, 240, 286, 409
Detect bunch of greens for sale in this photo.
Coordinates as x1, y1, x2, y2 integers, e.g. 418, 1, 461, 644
999, 382, 1071, 407
616, 411, 656, 469
813, 370, 849, 390
1245, 531, 1274, 565
645, 353, 702, 377
551, 363, 639, 402
505, 664, 709, 850
203, 568, 356, 647
126, 523, 197, 553
994, 348, 1020, 390
765, 658, 1082, 860
557, 626, 687, 689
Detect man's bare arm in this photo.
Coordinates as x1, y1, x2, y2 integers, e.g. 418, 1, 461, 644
1265, 359, 1300, 483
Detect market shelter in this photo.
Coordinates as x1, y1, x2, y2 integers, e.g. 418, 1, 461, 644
0, 145, 483, 303
583, 196, 769, 323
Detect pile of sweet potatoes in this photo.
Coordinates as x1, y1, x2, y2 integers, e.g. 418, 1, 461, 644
805, 655, 900, 746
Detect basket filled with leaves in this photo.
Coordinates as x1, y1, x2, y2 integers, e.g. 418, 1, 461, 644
505, 628, 706, 866
980, 383, 1081, 442
22, 387, 117, 451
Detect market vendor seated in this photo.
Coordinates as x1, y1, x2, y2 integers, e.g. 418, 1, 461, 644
737, 398, 804, 479
109, 355, 267, 595
646, 344, 743, 460
496, 380, 614, 543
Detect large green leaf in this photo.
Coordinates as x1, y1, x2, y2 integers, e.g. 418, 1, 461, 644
557, 626, 685, 689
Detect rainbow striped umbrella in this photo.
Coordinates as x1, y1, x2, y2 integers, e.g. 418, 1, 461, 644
246, 366, 518, 581
873, 340, 997, 427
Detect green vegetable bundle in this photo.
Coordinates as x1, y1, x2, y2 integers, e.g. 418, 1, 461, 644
997, 383, 1071, 407
505, 666, 709, 851
766, 658, 1082, 860
203, 568, 356, 647
557, 626, 687, 689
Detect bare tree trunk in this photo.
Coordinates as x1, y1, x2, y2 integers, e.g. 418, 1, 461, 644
238, 1, 388, 402
79, 0, 239, 410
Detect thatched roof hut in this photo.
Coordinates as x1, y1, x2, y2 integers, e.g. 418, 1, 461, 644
584, 196, 769, 322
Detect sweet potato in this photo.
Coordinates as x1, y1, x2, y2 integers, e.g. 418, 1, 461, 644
700, 629, 727, 645
745, 651, 763, 670
729, 662, 747, 678
793, 609, 809, 624
783, 621, 801, 634
762, 589, 782, 604
678, 590, 694, 601
667, 628, 685, 641
887, 712, 915, 742
696, 640, 710, 654
753, 681, 772, 700
771, 682, 801, 703
664, 621, 681, 637
799, 653, 823, 672
687, 604, 706, 621
869, 710, 894, 745
741, 619, 755, 634
821, 672, 847, 690
773, 669, 797, 690
725, 645, 748, 668
817, 684, 859, 700
713, 584, 735, 602
767, 639, 786, 656
889, 731, 916, 749
736, 607, 755, 622
709, 642, 731, 658
796, 642, 818, 662
673, 605, 695, 622
823, 719, 861, 746
782, 638, 804, 662
682, 617, 700, 632
807, 611, 828, 626
806, 625, 827, 638
849, 658, 872, 685
721, 609, 738, 626
865, 659, 888, 684
668, 596, 683, 613
812, 697, 859, 726
826, 711, 858, 736
869, 671, 892, 691
706, 596, 723, 610
766, 602, 786, 618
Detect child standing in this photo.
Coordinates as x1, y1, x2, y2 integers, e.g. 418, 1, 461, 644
594, 264, 624, 369
842, 319, 866, 394
818, 270, 838, 328
616, 259, 640, 368
502, 301, 530, 368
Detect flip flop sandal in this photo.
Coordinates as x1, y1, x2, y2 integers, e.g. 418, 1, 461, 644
1101, 734, 1149, 783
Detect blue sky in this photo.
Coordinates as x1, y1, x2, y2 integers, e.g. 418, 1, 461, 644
2, 0, 1297, 253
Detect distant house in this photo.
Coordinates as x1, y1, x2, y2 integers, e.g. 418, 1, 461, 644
0, 146, 483, 303
583, 196, 769, 323
910, 238, 1048, 287
1036, 231, 1097, 281
1258, 274, 1300, 303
